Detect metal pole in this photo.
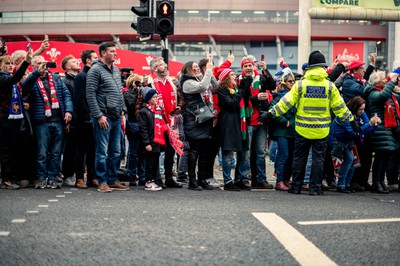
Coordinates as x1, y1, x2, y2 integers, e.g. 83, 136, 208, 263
161, 36, 169, 65
393, 22, 400, 70
298, 0, 311, 72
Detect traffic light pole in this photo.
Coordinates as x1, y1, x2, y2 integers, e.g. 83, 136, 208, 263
161, 35, 169, 66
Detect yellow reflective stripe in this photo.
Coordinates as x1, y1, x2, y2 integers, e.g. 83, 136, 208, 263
303, 107, 327, 111
332, 102, 345, 111
297, 116, 331, 122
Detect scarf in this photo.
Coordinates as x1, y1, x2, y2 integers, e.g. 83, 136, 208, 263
350, 73, 367, 86
38, 73, 59, 117
7, 74, 24, 119
149, 74, 176, 125
374, 86, 400, 128
238, 71, 272, 126
147, 104, 168, 146
228, 85, 247, 140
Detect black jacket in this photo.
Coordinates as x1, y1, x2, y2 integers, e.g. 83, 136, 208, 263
73, 66, 91, 123
138, 106, 161, 153
124, 88, 139, 123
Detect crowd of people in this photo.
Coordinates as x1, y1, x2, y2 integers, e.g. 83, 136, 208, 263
1, 38, 400, 195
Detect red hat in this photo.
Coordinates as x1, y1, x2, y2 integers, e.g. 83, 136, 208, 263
348, 61, 365, 70
241, 56, 254, 67
217, 68, 233, 81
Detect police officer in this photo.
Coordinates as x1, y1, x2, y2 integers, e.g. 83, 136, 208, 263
259, 51, 358, 195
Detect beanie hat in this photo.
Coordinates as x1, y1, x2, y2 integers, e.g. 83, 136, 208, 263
141, 86, 157, 103
241, 56, 254, 67
301, 62, 309, 71
307, 51, 328, 69
348, 61, 365, 70
217, 68, 233, 81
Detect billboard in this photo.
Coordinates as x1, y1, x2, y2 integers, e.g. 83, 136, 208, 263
332, 42, 365, 64
6, 41, 183, 76
315, 0, 400, 10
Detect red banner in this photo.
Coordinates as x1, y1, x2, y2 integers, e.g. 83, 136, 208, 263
6, 41, 183, 76
332, 42, 365, 64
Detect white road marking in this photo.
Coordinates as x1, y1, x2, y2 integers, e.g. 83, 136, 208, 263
298, 218, 400, 225
64, 191, 72, 194
70, 188, 78, 191
26, 210, 39, 214
0, 231, 10, 236
11, 219, 26, 223
38, 205, 49, 208
56, 195, 65, 198
48, 199, 58, 202
253, 212, 337, 266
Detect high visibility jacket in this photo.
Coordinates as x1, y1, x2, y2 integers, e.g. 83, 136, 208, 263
270, 67, 353, 139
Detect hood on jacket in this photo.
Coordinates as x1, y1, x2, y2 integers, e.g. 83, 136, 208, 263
304, 67, 328, 81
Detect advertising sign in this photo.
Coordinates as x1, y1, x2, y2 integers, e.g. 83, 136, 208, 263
332, 42, 364, 64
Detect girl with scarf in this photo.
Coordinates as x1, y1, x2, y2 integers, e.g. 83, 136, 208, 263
363, 71, 399, 193
329, 96, 380, 193
0, 51, 32, 189
180, 60, 215, 190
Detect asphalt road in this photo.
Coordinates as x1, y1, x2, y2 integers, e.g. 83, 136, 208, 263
1, 179, 400, 266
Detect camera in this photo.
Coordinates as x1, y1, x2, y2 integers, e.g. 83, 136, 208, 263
46, 62, 57, 68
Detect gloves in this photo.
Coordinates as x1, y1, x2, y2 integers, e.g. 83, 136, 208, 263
258, 111, 272, 123
350, 119, 360, 135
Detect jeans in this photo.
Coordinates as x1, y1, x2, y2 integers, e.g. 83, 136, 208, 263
218, 147, 235, 167
35, 122, 64, 182
92, 117, 121, 185
304, 149, 312, 184
269, 140, 278, 162
249, 125, 268, 184
337, 147, 355, 188
222, 148, 250, 184
126, 121, 145, 181
275, 137, 294, 183
292, 133, 327, 193
177, 141, 189, 179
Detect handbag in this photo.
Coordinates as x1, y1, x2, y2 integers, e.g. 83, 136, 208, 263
192, 104, 214, 124
331, 140, 346, 159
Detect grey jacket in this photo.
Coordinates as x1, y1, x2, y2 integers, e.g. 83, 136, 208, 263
86, 60, 126, 120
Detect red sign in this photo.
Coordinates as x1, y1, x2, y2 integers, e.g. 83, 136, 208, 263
332, 42, 364, 64
6, 41, 183, 76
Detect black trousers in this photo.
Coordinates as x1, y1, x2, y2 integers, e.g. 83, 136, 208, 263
188, 138, 211, 181
352, 143, 373, 186
162, 135, 176, 180
145, 151, 160, 182
372, 150, 394, 184
291, 133, 327, 193
74, 122, 96, 181
62, 125, 77, 178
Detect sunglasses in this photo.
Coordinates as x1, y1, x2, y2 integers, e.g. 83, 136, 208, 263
287, 80, 295, 84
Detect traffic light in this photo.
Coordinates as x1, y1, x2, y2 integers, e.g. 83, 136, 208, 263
131, 0, 155, 36
156, 0, 174, 36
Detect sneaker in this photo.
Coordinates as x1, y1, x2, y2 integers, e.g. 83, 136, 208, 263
217, 165, 222, 171
253, 181, 273, 189
19, 180, 30, 188
1, 181, 20, 190
35, 180, 47, 189
145, 181, 162, 191
275, 181, 289, 191
224, 182, 241, 191
154, 179, 166, 189
205, 178, 222, 188
387, 184, 399, 192
63, 175, 76, 187
98, 183, 112, 193
109, 182, 130, 191
176, 176, 189, 183
47, 179, 61, 189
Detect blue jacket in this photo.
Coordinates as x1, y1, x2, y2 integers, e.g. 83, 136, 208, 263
22, 70, 73, 124
329, 112, 376, 146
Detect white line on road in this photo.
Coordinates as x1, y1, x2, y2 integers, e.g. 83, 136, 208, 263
11, 219, 26, 223
56, 195, 65, 198
0, 231, 10, 236
298, 218, 400, 225
70, 188, 78, 191
38, 205, 49, 208
253, 212, 337, 266
64, 191, 72, 194
26, 210, 39, 214
48, 199, 58, 202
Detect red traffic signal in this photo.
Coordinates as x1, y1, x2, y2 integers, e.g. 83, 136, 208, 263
156, 0, 174, 36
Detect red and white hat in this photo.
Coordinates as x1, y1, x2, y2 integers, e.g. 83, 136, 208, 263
241, 56, 255, 67
217, 68, 233, 81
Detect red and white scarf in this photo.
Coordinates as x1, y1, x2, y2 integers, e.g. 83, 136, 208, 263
375, 86, 400, 128
147, 104, 168, 146
350, 73, 366, 86
38, 73, 59, 117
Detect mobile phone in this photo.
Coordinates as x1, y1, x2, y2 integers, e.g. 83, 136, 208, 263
261, 54, 265, 61
46, 62, 57, 68
208, 47, 212, 54
44, 34, 49, 40
27, 43, 31, 51
229, 50, 232, 55
0, 38, 6, 55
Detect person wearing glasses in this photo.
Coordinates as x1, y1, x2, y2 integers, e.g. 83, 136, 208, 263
268, 68, 296, 191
